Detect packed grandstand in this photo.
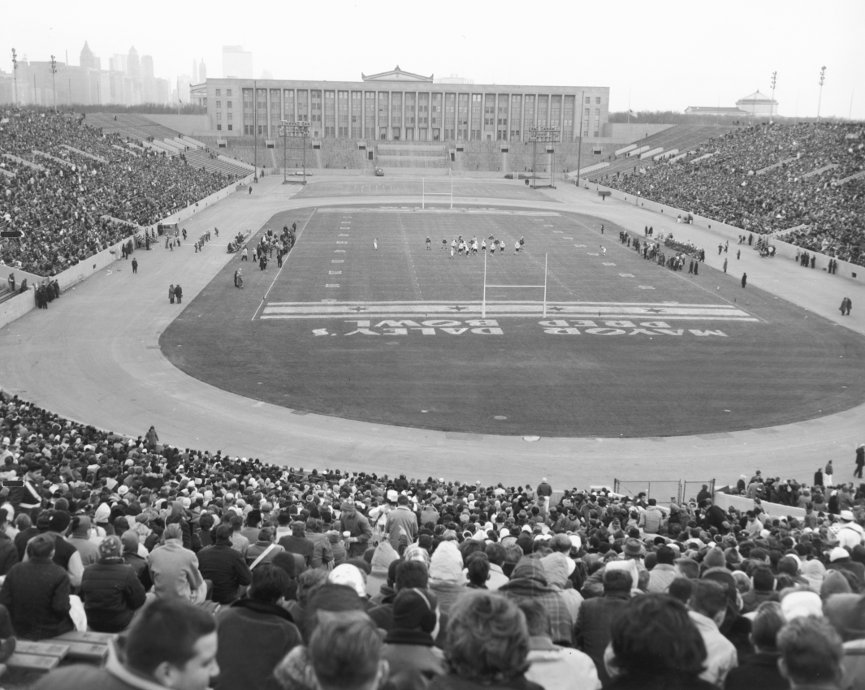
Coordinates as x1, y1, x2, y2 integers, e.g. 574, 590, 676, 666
0, 107, 864, 688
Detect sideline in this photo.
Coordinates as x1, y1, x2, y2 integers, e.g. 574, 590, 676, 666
252, 208, 317, 321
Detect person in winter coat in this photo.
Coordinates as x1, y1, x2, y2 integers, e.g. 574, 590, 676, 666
215, 563, 301, 690
0, 533, 74, 640
79, 535, 146, 632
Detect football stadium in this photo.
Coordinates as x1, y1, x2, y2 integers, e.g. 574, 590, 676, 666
0, 95, 864, 685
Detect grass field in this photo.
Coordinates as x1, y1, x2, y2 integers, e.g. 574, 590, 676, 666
161, 203, 865, 437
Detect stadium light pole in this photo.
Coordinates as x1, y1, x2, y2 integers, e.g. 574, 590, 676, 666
769, 71, 778, 118
11, 48, 18, 106
253, 79, 258, 182
817, 66, 827, 120
281, 120, 310, 185
576, 89, 585, 187
50, 55, 57, 112
280, 122, 286, 184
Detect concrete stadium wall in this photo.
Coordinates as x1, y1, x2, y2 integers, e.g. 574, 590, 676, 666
0, 288, 36, 327
583, 180, 862, 281
714, 491, 806, 521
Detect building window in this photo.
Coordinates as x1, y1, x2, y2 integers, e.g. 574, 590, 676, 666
216, 100, 222, 109
226, 101, 232, 109
216, 124, 222, 131
215, 88, 221, 97
227, 124, 232, 131
585, 96, 591, 104
226, 89, 232, 97
596, 96, 601, 104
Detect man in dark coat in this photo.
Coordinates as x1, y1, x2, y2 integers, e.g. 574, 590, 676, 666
214, 564, 301, 690
197, 524, 252, 604
574, 568, 632, 686
80, 535, 146, 633
337, 501, 373, 558
0, 533, 74, 640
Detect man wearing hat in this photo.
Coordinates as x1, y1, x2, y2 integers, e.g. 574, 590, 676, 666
79, 535, 146, 633
826, 546, 865, 588
835, 510, 864, 550
381, 588, 446, 684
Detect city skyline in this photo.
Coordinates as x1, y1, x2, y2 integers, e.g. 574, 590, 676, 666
3, 0, 863, 118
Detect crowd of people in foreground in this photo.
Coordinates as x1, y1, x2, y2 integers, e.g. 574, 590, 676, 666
0, 108, 242, 276
0, 391, 864, 689
605, 121, 865, 266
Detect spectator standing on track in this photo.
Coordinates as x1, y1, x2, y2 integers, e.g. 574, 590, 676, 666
741, 273, 747, 288
855, 444, 865, 479
169, 284, 175, 304
174, 284, 183, 304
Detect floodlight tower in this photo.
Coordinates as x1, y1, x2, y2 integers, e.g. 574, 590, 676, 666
11, 49, 18, 106
280, 120, 310, 184
50, 55, 57, 112
817, 66, 827, 120
528, 126, 559, 189
770, 71, 778, 117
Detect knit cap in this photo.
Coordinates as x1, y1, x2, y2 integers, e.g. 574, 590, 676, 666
393, 588, 438, 633
99, 535, 123, 559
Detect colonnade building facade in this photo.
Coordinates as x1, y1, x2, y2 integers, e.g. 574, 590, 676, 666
192, 66, 609, 143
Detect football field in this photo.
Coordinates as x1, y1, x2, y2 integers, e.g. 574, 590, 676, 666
161, 202, 865, 437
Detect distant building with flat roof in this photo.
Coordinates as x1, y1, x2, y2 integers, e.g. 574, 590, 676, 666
191, 66, 609, 143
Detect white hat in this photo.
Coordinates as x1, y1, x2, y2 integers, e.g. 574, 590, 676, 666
781, 590, 823, 620
829, 546, 850, 562
840, 510, 855, 522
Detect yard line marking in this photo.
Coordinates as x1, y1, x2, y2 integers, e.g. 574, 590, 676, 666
331, 259, 344, 263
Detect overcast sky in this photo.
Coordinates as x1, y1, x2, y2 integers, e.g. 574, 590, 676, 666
5, 0, 863, 119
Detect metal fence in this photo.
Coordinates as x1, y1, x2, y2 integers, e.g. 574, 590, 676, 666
613, 479, 715, 506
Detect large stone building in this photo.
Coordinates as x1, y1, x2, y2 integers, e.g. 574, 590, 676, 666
191, 66, 609, 143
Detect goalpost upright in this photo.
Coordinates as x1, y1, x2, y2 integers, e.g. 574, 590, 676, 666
421, 171, 454, 209
481, 251, 548, 318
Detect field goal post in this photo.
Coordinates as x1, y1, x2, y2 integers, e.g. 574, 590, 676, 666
482, 251, 548, 318
421, 171, 454, 209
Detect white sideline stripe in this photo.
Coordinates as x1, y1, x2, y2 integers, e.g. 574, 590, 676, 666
265, 300, 748, 309
261, 312, 758, 322
260, 302, 756, 320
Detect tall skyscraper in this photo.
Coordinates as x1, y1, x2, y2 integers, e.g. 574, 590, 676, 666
222, 45, 253, 79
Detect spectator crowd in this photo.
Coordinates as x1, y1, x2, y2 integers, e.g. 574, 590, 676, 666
0, 108, 242, 276
0, 390, 863, 688
606, 121, 865, 267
